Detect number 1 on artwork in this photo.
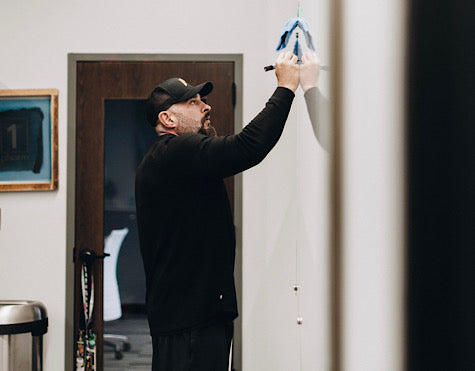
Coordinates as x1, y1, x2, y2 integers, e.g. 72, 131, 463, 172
7, 123, 17, 149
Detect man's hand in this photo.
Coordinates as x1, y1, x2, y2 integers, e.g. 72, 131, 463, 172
275, 52, 300, 93
299, 52, 321, 93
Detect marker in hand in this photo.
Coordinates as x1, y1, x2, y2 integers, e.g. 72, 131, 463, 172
264, 64, 329, 72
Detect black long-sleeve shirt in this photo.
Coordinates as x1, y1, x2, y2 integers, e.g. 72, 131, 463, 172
135, 87, 294, 335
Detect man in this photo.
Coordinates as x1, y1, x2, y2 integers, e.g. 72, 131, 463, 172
135, 52, 299, 370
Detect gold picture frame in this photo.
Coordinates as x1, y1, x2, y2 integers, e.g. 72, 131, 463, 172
0, 89, 58, 191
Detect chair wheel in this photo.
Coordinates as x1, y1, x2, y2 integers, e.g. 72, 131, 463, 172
115, 350, 123, 360
123, 342, 131, 351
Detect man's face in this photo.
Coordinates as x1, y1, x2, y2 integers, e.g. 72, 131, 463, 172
168, 94, 214, 136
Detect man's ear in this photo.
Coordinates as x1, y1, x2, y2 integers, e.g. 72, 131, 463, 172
158, 111, 176, 129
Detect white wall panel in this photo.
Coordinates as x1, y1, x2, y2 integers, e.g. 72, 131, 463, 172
341, 0, 406, 370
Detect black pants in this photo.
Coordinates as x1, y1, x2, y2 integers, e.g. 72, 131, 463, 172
151, 320, 233, 371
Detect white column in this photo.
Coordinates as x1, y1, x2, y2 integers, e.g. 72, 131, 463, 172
341, 0, 407, 370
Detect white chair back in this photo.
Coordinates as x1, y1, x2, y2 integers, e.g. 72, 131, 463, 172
103, 228, 129, 322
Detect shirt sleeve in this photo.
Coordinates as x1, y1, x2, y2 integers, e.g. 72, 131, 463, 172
169, 87, 295, 179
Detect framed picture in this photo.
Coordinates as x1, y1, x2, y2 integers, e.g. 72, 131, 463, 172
0, 89, 58, 191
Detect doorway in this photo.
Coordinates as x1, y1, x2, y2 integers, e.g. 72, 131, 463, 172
67, 54, 243, 370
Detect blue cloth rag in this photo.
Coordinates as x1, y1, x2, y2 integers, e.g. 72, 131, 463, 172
276, 17, 315, 59
293, 37, 303, 61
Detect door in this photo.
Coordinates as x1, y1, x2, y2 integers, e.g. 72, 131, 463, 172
74, 59, 236, 369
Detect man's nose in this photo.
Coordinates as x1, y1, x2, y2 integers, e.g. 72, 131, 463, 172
202, 102, 211, 113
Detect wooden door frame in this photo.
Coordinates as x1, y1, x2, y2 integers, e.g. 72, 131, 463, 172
66, 53, 243, 370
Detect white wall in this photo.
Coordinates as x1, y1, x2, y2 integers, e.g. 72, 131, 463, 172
341, 0, 406, 370
242, 0, 332, 370
0, 0, 332, 369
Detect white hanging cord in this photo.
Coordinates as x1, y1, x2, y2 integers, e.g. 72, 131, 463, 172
295, 68, 304, 370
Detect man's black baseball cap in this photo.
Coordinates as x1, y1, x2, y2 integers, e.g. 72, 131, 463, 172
146, 77, 213, 126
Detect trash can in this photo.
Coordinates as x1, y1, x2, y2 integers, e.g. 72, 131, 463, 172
0, 300, 48, 371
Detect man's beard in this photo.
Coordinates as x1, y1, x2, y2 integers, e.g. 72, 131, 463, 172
198, 113, 217, 137
198, 125, 217, 137
175, 112, 217, 137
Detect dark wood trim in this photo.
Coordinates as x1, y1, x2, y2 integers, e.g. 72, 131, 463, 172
329, 0, 343, 369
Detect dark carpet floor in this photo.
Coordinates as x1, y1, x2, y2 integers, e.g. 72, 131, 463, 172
104, 311, 152, 370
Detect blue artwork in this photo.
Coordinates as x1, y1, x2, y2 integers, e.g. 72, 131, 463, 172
0, 97, 52, 183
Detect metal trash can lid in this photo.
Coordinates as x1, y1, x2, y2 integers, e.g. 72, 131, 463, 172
0, 300, 48, 336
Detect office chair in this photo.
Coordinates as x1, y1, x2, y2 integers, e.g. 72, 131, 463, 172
103, 228, 130, 360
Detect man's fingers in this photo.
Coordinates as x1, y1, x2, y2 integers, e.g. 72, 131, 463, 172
301, 52, 320, 65
277, 51, 300, 64
278, 51, 322, 64
277, 52, 291, 62
284, 51, 294, 60
302, 53, 314, 64
275, 52, 301, 92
